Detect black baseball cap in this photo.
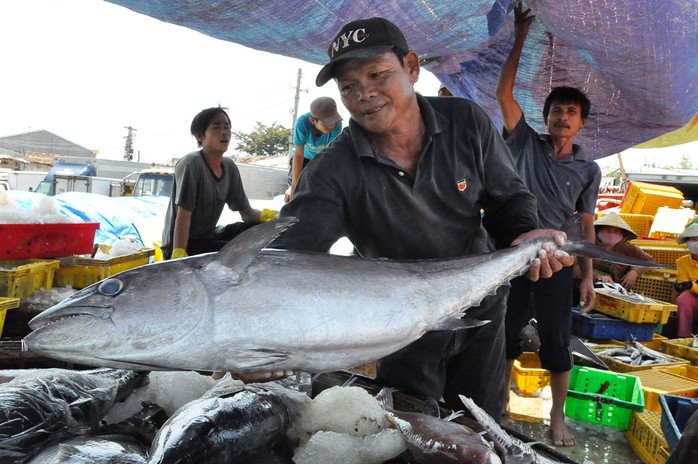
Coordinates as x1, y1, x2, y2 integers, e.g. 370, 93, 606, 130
316, 17, 409, 86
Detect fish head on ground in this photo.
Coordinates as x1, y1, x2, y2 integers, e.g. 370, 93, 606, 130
24, 256, 215, 370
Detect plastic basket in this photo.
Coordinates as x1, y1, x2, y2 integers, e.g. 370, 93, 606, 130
591, 343, 688, 373
0, 222, 100, 259
512, 352, 551, 395
572, 309, 656, 341
633, 241, 687, 268
659, 394, 698, 450
593, 288, 676, 324
0, 297, 21, 337
648, 207, 696, 240
0, 260, 61, 298
634, 271, 678, 304
54, 248, 155, 289
661, 338, 698, 366
630, 368, 698, 412
565, 366, 644, 430
657, 364, 698, 382
620, 181, 684, 215
625, 410, 670, 464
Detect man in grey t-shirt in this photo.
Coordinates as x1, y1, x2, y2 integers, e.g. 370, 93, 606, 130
497, 1, 601, 447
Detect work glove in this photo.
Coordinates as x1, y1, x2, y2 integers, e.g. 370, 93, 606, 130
260, 209, 279, 222
171, 248, 188, 259
674, 281, 696, 292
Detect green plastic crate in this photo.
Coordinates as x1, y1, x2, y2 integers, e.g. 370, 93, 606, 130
566, 366, 645, 430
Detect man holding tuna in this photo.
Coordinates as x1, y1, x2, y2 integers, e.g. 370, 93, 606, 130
273, 17, 573, 420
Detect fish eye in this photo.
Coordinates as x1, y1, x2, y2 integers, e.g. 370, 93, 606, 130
98, 278, 124, 296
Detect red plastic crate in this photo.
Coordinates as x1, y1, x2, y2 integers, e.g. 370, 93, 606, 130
0, 222, 100, 259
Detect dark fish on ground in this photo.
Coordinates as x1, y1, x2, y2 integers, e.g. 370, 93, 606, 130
24, 216, 661, 373
0, 369, 145, 464
459, 395, 564, 464
376, 387, 501, 464
148, 377, 307, 464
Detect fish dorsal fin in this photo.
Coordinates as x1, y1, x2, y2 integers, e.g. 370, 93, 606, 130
205, 217, 298, 280
560, 213, 586, 242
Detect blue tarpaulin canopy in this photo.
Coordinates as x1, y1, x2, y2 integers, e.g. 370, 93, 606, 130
106, 0, 697, 160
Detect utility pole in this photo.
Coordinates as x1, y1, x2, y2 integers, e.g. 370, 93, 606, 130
124, 126, 137, 162
289, 68, 302, 161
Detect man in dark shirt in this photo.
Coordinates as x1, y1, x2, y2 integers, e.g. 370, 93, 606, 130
497, 1, 601, 446
274, 16, 573, 419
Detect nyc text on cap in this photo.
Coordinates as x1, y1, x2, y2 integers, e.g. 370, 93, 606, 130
316, 17, 409, 86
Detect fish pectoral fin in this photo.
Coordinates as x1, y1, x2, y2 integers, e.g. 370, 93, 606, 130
432, 317, 490, 331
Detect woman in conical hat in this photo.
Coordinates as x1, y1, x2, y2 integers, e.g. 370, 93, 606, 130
585, 212, 654, 290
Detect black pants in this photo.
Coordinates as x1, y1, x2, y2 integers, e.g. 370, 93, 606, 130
164, 222, 260, 259
505, 266, 574, 373
375, 286, 508, 421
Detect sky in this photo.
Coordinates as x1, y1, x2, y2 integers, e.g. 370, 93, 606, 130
0, 0, 695, 173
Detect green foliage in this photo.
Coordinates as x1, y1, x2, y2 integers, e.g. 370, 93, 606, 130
678, 155, 693, 169
233, 122, 290, 158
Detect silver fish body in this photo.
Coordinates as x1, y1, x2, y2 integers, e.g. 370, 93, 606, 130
24, 218, 659, 373
459, 395, 564, 464
387, 410, 502, 464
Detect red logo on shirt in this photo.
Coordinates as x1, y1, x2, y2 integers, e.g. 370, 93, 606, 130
457, 178, 467, 191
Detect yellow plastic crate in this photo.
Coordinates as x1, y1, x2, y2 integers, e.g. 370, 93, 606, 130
620, 181, 684, 215
598, 212, 655, 238
634, 271, 678, 304
0, 260, 60, 298
592, 344, 688, 373
661, 338, 698, 366
512, 352, 551, 395
54, 248, 155, 289
629, 368, 698, 412
657, 364, 698, 382
632, 240, 688, 268
0, 297, 21, 337
593, 289, 676, 324
624, 410, 670, 464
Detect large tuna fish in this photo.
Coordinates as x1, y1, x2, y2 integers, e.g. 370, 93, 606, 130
24, 217, 659, 373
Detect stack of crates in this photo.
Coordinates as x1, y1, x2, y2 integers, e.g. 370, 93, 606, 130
620, 181, 684, 216
0, 260, 60, 337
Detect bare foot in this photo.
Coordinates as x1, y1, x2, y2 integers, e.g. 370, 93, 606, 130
550, 414, 576, 447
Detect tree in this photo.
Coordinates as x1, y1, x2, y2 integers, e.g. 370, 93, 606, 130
232, 122, 290, 158
678, 155, 693, 170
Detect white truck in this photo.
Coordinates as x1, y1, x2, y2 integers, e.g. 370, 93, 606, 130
34, 158, 151, 196
0, 169, 47, 192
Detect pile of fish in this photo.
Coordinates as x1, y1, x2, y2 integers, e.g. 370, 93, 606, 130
595, 340, 680, 367
0, 368, 146, 463
1, 368, 570, 463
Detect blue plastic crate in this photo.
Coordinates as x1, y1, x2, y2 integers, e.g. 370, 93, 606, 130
571, 308, 656, 342
659, 394, 698, 450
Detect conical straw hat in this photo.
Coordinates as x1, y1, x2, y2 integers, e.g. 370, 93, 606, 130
594, 212, 637, 240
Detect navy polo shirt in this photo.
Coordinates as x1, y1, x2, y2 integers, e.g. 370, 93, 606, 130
504, 115, 601, 230
276, 94, 538, 259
